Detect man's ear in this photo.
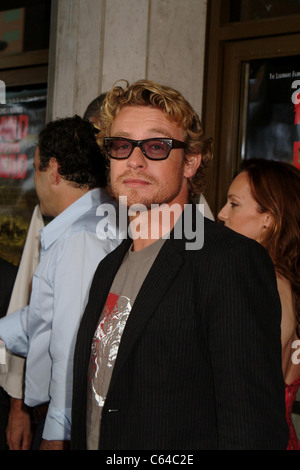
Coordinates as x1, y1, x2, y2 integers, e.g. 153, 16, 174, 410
48, 158, 61, 185
184, 153, 202, 179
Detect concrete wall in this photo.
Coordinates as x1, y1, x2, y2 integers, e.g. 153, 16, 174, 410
47, 0, 207, 121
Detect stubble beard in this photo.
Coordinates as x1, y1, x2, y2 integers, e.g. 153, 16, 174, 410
111, 171, 185, 210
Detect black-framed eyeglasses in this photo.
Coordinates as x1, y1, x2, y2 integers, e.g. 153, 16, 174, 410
104, 137, 186, 161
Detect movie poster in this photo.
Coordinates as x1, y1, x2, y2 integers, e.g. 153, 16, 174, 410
244, 55, 300, 168
0, 86, 47, 265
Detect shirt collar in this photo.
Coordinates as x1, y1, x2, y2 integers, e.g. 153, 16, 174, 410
40, 188, 112, 251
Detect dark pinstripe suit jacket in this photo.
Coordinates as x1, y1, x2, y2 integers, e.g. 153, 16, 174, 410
71, 206, 288, 450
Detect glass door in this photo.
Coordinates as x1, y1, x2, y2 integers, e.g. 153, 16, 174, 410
240, 56, 300, 168
214, 34, 300, 212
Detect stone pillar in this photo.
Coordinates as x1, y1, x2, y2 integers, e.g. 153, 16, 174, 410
47, 0, 105, 120
47, 0, 207, 120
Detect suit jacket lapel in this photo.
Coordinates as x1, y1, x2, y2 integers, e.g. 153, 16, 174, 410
109, 235, 186, 392
83, 238, 132, 343
104, 203, 201, 392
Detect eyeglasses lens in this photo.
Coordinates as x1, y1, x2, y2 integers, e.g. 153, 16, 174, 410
106, 138, 173, 160
143, 140, 169, 159
108, 140, 131, 158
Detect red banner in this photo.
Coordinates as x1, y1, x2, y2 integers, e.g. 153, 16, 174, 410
0, 86, 47, 265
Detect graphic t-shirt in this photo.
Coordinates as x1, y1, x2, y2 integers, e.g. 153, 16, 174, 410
86, 238, 165, 449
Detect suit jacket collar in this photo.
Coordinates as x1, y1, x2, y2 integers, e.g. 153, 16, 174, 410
108, 203, 202, 392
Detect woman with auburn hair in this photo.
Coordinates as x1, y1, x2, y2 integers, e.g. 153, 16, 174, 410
218, 158, 300, 450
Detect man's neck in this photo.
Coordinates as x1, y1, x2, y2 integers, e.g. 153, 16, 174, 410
130, 203, 184, 252
52, 187, 91, 217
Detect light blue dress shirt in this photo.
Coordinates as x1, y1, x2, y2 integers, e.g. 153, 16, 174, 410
0, 188, 123, 441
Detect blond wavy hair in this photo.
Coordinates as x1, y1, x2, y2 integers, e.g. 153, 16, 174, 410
95, 79, 213, 198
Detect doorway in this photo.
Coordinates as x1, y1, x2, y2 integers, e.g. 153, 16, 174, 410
216, 34, 300, 211
203, 0, 300, 216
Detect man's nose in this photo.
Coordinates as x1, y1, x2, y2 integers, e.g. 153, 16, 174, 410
126, 146, 147, 169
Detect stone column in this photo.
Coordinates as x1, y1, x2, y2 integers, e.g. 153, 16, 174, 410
47, 0, 207, 120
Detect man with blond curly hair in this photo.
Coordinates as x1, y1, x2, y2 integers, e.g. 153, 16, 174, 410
72, 80, 288, 450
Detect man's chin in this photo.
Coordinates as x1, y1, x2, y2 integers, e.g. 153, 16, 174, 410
112, 187, 151, 209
